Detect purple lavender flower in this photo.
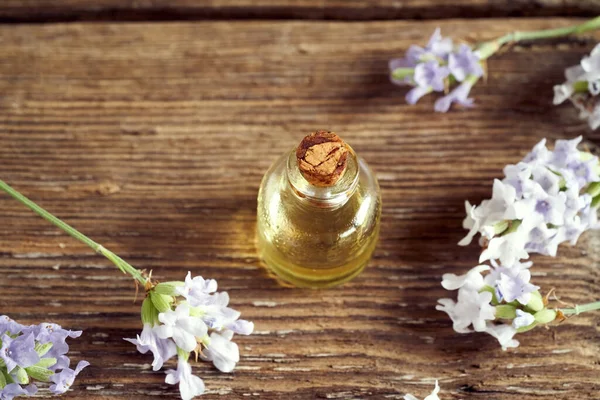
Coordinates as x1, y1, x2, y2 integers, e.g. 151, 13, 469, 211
434, 78, 476, 112
0, 333, 39, 372
22, 322, 83, 371
0, 316, 23, 336
390, 28, 486, 111
413, 61, 449, 92
176, 272, 218, 308
449, 44, 484, 82
49, 360, 90, 395
124, 324, 177, 371
494, 267, 539, 305
565, 157, 600, 189
0, 384, 37, 400
550, 136, 582, 168
401, 28, 453, 66
525, 224, 559, 257
0, 317, 87, 398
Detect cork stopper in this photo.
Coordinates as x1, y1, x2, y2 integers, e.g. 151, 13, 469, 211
296, 130, 349, 187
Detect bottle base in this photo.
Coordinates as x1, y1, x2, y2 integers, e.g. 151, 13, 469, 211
263, 259, 370, 289
258, 235, 377, 289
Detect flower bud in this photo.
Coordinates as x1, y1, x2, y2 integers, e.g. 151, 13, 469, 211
494, 304, 517, 319
35, 358, 57, 369
586, 181, 600, 197
15, 367, 29, 384
479, 285, 500, 305
526, 291, 544, 312
153, 281, 184, 296
516, 321, 538, 333
534, 309, 557, 324
141, 297, 159, 324
493, 220, 509, 235
25, 365, 54, 382
34, 342, 53, 357
150, 291, 173, 313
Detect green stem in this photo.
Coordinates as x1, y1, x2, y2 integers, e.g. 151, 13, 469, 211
560, 300, 600, 316
478, 16, 600, 60
0, 179, 146, 285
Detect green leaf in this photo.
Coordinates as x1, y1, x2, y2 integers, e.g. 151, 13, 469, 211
35, 357, 57, 369
25, 366, 54, 382
35, 342, 53, 357
141, 297, 159, 325
150, 292, 173, 313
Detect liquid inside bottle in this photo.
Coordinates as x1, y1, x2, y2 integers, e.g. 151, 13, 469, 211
256, 132, 381, 288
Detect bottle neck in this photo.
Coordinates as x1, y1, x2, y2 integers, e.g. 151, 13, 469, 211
286, 147, 359, 209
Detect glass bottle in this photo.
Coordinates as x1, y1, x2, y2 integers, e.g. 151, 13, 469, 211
256, 131, 381, 288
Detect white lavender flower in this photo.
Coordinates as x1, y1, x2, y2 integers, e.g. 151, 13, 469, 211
438, 256, 561, 350
389, 28, 484, 112
404, 381, 441, 400
0, 316, 87, 399
165, 358, 205, 400
512, 310, 536, 330
124, 324, 176, 371
125, 271, 253, 399
554, 44, 600, 129
460, 137, 600, 264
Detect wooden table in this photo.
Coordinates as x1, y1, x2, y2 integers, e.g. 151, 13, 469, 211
1, 2, 599, 399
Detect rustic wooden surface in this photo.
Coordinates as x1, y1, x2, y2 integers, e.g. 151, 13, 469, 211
0, 0, 600, 21
1, 13, 600, 400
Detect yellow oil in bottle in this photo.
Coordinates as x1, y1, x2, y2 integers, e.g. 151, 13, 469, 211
256, 134, 381, 288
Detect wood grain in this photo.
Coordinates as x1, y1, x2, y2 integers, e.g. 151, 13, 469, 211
0, 0, 599, 22
0, 18, 599, 399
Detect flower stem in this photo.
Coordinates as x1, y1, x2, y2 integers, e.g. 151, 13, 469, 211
560, 300, 600, 316
478, 16, 600, 60
0, 179, 146, 285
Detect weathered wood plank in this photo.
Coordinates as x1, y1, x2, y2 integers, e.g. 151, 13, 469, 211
0, 18, 599, 399
0, 0, 598, 22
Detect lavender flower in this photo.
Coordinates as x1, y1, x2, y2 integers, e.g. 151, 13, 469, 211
554, 44, 600, 129
389, 28, 484, 112
437, 260, 552, 350
165, 358, 205, 400
126, 271, 254, 399
460, 137, 600, 264
124, 324, 176, 371
448, 44, 484, 82
513, 310, 535, 329
0, 384, 37, 400
0, 316, 86, 398
156, 303, 208, 353
0, 333, 39, 372
48, 361, 90, 395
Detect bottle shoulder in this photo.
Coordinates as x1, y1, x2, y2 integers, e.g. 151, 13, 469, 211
257, 152, 381, 237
